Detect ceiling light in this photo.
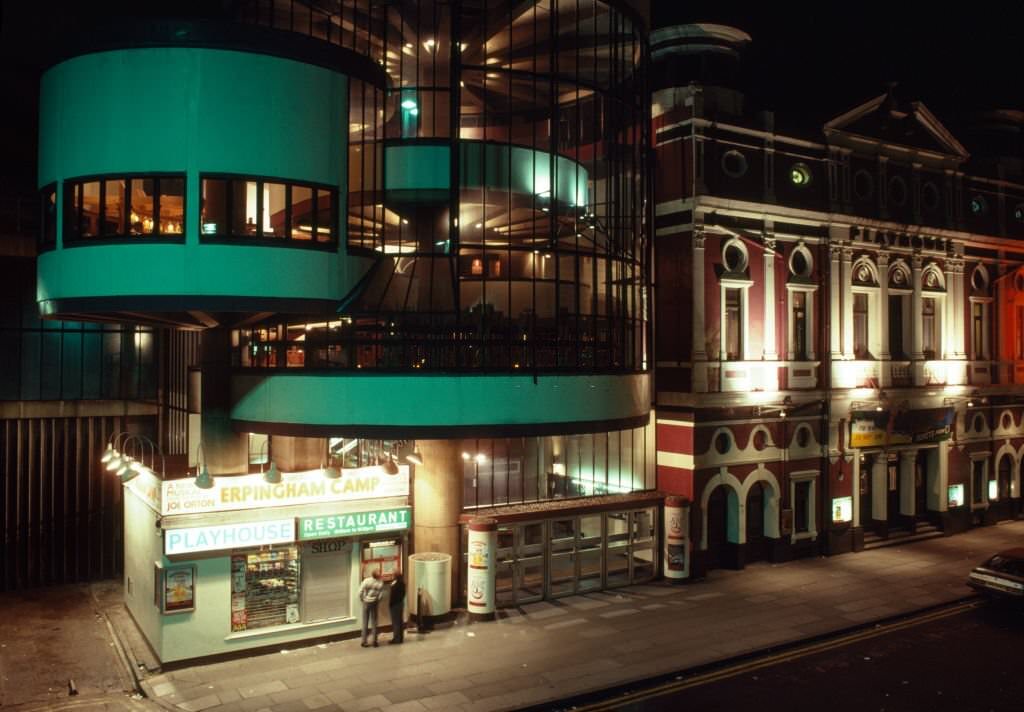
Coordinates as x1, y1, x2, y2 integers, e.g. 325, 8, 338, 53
462, 452, 471, 461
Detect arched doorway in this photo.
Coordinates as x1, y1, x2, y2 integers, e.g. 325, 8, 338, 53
746, 481, 768, 562
706, 486, 730, 570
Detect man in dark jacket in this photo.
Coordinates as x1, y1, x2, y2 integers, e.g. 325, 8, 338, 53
389, 573, 406, 644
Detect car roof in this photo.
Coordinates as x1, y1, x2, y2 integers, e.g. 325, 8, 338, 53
992, 548, 1024, 559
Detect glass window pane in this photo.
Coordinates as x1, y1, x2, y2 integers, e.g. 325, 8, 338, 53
103, 179, 125, 235
158, 177, 184, 234
129, 179, 154, 235
317, 189, 335, 242
263, 182, 287, 237
232, 180, 258, 235
201, 178, 227, 235
290, 185, 314, 240
81, 181, 100, 237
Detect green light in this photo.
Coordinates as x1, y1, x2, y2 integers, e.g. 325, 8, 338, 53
401, 99, 417, 110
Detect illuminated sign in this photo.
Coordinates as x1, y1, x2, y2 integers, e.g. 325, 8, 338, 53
161, 465, 409, 516
164, 519, 295, 556
948, 483, 965, 508
849, 408, 953, 448
989, 479, 999, 501
832, 496, 853, 523
297, 507, 411, 540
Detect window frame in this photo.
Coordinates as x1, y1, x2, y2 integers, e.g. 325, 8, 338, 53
39, 182, 58, 252
62, 172, 187, 246
198, 173, 339, 250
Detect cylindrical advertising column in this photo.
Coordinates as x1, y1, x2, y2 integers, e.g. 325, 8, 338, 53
467, 518, 497, 620
664, 496, 690, 581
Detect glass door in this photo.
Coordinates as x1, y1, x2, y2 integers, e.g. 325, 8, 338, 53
515, 523, 545, 603
549, 518, 577, 598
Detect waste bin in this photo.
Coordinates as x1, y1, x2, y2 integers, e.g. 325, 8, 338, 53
409, 552, 451, 621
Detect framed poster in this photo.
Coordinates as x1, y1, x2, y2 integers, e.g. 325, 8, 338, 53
162, 565, 196, 614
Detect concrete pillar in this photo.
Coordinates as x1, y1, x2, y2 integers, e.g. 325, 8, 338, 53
911, 255, 924, 360
763, 238, 778, 360
199, 328, 247, 474
413, 439, 464, 605
871, 455, 887, 521
878, 253, 891, 375
899, 450, 916, 516
841, 246, 854, 358
271, 436, 325, 472
692, 231, 708, 390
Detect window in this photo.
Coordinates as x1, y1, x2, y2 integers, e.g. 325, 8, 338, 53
794, 480, 811, 534
795, 426, 811, 448
714, 432, 732, 454
888, 176, 908, 206
790, 163, 812, 186
922, 297, 937, 359
853, 293, 870, 359
792, 291, 807, 360
922, 182, 940, 211
721, 150, 748, 178
970, 195, 987, 215
889, 295, 905, 358
853, 170, 873, 200
723, 240, 748, 273
972, 460, 986, 505
200, 175, 337, 246
973, 302, 986, 360
725, 288, 742, 360
39, 184, 57, 251
1016, 306, 1024, 360
63, 175, 186, 242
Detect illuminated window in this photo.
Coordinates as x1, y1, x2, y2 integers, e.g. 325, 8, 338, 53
724, 288, 742, 361
63, 175, 186, 242
790, 163, 812, 186
853, 293, 870, 359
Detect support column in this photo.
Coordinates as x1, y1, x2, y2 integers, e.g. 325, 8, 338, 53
763, 236, 778, 360
841, 246, 854, 358
928, 443, 947, 512
911, 254, 924, 360
877, 253, 891, 386
852, 453, 861, 528
952, 259, 967, 359
413, 439, 464, 606
692, 231, 708, 390
899, 450, 916, 517
199, 328, 247, 474
830, 245, 842, 358
871, 455, 888, 522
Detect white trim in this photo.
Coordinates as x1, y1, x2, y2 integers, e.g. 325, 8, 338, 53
788, 469, 819, 543
655, 418, 694, 427
699, 469, 743, 551
657, 451, 695, 470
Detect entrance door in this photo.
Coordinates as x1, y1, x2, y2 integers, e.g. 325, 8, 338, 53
915, 450, 928, 520
994, 456, 1013, 521
887, 460, 901, 528
860, 464, 872, 526
745, 482, 767, 563
706, 486, 729, 570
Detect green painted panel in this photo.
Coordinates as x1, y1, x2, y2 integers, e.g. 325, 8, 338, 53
383, 142, 589, 206
36, 244, 373, 303
231, 372, 649, 428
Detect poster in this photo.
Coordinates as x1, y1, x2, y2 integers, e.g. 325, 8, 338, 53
948, 483, 964, 508
832, 496, 853, 523
163, 566, 195, 614
849, 408, 953, 448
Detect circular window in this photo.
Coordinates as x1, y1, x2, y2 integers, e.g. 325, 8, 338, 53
715, 432, 732, 455
888, 176, 908, 207
790, 247, 812, 278
795, 426, 811, 448
853, 170, 874, 200
922, 182, 940, 211
972, 267, 989, 291
723, 240, 748, 273
721, 150, 748, 178
970, 195, 988, 215
973, 414, 986, 433
790, 163, 812, 186
752, 430, 767, 451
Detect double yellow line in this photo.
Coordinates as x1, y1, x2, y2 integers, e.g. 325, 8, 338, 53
574, 599, 979, 711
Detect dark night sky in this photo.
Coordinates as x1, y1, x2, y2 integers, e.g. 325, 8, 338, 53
651, 3, 1024, 131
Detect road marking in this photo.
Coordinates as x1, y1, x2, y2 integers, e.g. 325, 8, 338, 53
572, 599, 980, 711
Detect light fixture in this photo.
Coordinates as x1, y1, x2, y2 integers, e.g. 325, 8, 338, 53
462, 451, 471, 461
406, 449, 423, 466
400, 98, 417, 110
264, 460, 282, 484
322, 461, 342, 479
383, 457, 400, 475
967, 399, 975, 408
195, 440, 214, 489
424, 38, 436, 50
475, 453, 487, 464
875, 404, 884, 412
100, 443, 116, 464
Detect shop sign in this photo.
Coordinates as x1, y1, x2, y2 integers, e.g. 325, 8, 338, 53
849, 408, 953, 448
298, 507, 411, 540
161, 464, 410, 516
124, 468, 162, 513
164, 519, 295, 556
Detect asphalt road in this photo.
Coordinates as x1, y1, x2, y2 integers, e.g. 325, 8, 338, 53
585, 600, 1023, 712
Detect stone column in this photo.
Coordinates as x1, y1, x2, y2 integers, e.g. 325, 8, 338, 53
829, 245, 842, 358
911, 254, 924, 360
763, 236, 778, 360
899, 450, 917, 517
413, 439, 464, 605
878, 252, 891, 364
841, 246, 854, 358
692, 231, 708, 390
199, 328, 247, 474
952, 259, 967, 359
871, 455, 888, 522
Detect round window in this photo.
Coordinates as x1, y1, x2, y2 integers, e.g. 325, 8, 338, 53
715, 432, 732, 454
795, 427, 810, 448
970, 195, 988, 215
922, 182, 940, 211
853, 170, 874, 200
752, 430, 767, 451
888, 176, 908, 207
790, 163, 812, 186
723, 241, 748, 273
721, 150, 748, 178
790, 248, 812, 278
854, 263, 874, 285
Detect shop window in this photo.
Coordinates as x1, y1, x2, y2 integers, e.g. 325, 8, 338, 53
63, 174, 186, 242
853, 293, 870, 359
230, 547, 301, 631
200, 175, 337, 246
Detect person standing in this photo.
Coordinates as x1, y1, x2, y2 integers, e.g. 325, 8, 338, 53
358, 569, 384, 647
389, 573, 406, 644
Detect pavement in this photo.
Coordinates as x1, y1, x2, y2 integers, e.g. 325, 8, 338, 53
4, 521, 1022, 712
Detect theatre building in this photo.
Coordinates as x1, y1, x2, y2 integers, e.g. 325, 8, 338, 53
34, 1, 654, 662
651, 24, 1024, 577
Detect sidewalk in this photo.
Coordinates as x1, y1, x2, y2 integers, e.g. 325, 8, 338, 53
138, 522, 1023, 712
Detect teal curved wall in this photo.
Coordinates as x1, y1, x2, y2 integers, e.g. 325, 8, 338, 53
384, 142, 590, 207
231, 372, 649, 432
37, 47, 366, 308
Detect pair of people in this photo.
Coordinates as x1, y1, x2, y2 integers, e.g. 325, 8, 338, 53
358, 570, 406, 647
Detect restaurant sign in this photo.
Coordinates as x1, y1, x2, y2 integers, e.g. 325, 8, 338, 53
161, 465, 410, 516
849, 408, 953, 448
297, 507, 411, 540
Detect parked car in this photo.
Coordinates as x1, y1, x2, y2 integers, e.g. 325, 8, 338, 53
967, 548, 1024, 601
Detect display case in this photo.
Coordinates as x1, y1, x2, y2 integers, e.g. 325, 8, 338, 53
231, 546, 301, 631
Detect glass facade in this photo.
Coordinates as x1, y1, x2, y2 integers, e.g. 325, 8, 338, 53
237, 0, 648, 373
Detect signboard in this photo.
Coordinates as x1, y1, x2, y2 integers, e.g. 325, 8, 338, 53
849, 408, 953, 448
162, 565, 196, 614
297, 507, 411, 541
832, 496, 853, 523
165, 519, 295, 556
467, 520, 496, 617
948, 483, 965, 508
161, 464, 410, 516
989, 479, 999, 501
124, 468, 162, 513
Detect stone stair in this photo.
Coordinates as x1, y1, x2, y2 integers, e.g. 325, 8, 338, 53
863, 521, 944, 550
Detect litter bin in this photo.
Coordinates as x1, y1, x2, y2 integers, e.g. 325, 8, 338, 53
409, 552, 451, 624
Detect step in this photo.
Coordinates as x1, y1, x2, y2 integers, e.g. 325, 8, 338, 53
863, 529, 945, 551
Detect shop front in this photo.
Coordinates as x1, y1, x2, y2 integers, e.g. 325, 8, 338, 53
123, 465, 410, 664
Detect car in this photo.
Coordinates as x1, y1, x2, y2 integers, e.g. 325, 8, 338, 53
967, 548, 1024, 601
